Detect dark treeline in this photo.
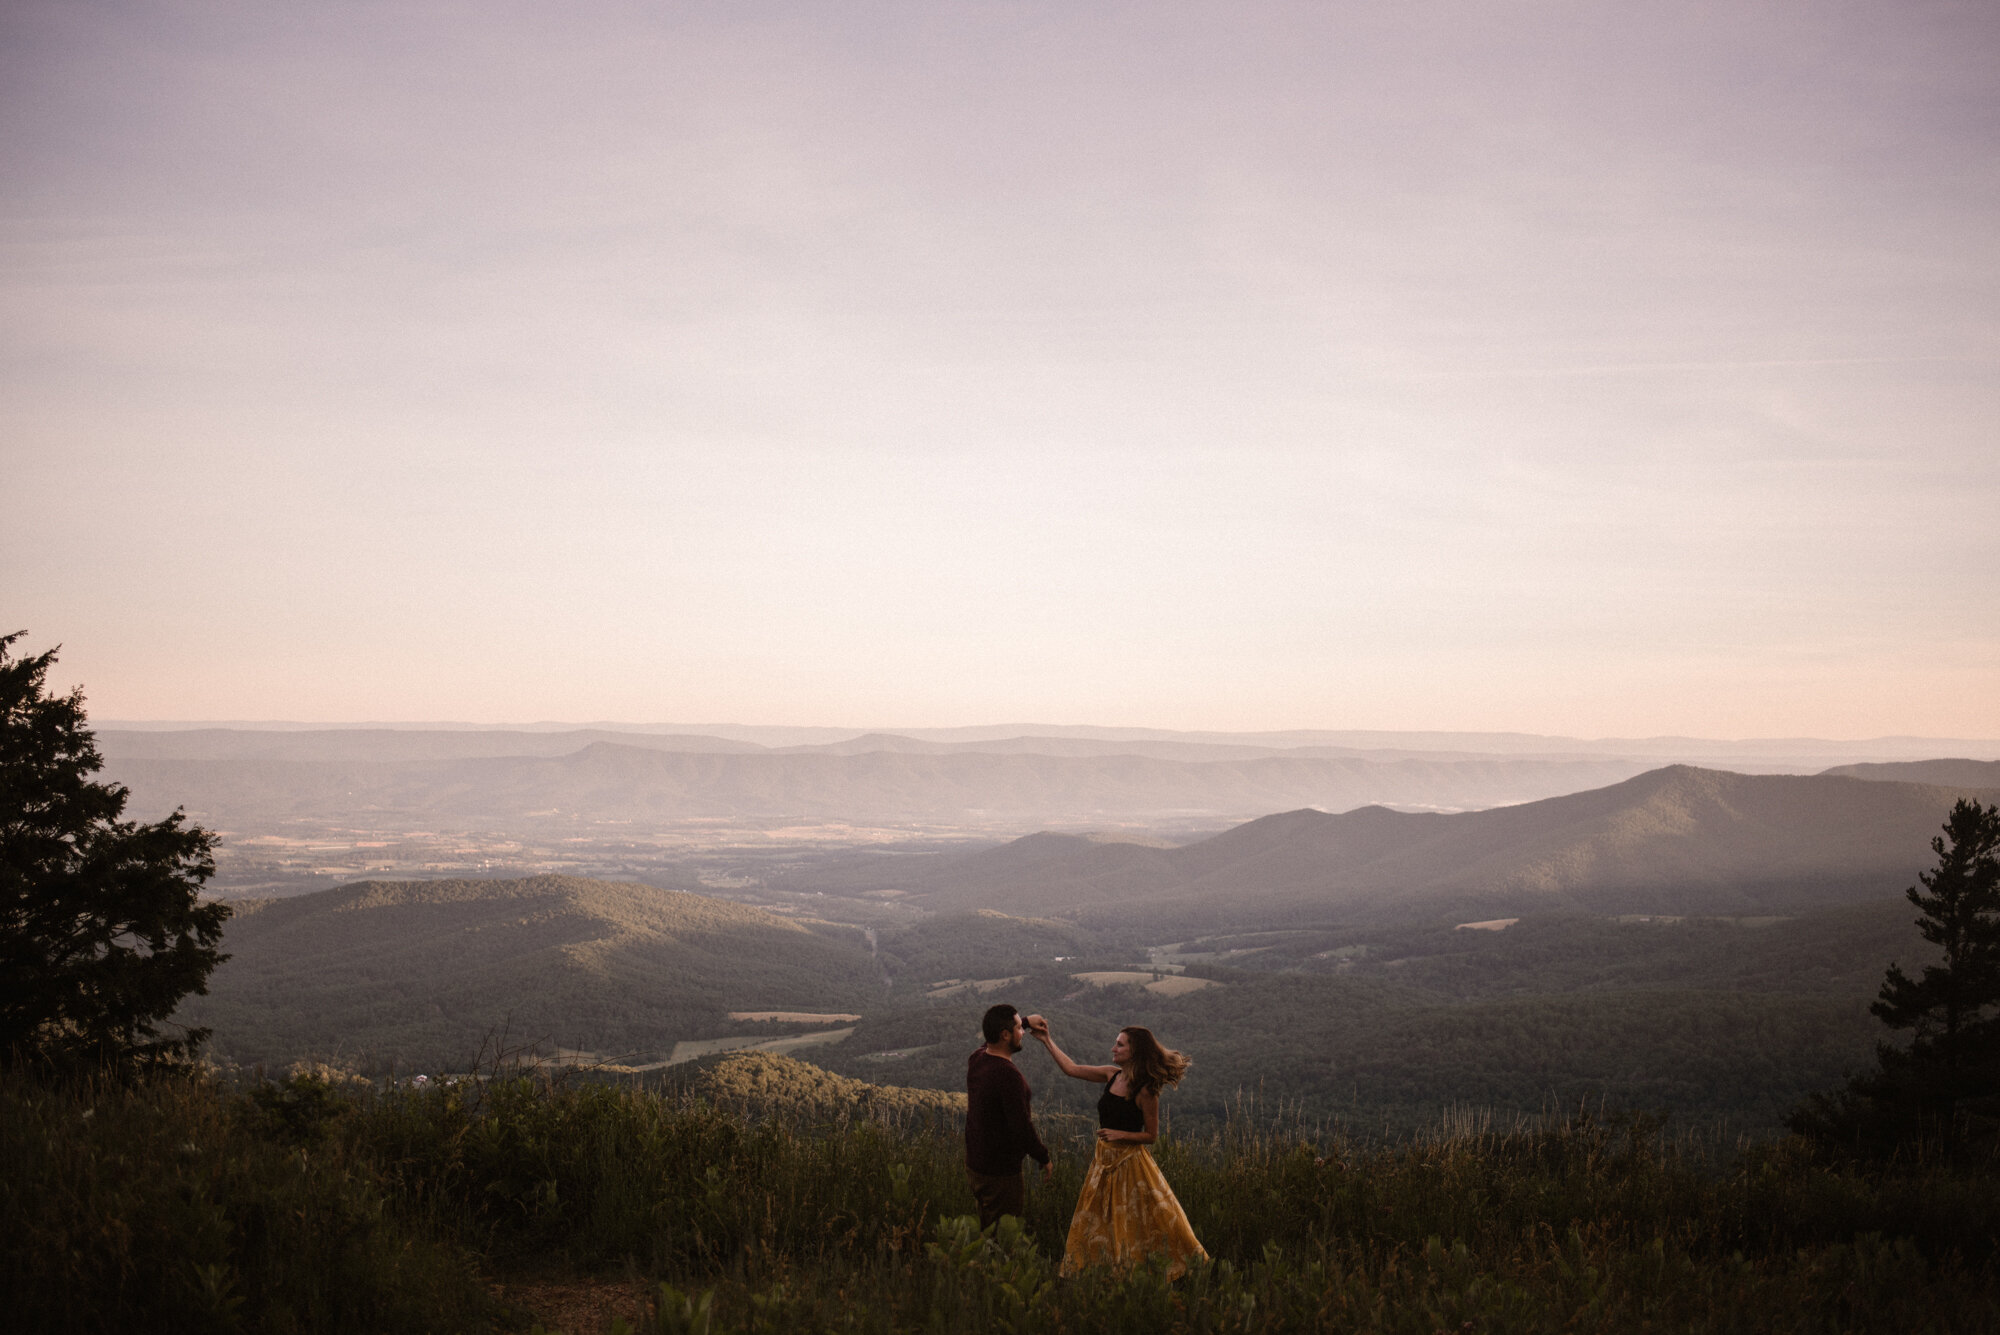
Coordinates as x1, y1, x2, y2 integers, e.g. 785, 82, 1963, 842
810, 904, 1911, 1137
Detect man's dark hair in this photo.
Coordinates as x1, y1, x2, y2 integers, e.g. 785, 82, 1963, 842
981, 1003, 1021, 1044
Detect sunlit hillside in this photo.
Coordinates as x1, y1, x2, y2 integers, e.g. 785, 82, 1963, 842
181, 876, 883, 1069
677, 1050, 966, 1121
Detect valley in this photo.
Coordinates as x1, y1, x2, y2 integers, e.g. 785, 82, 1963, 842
171, 753, 1996, 1135
139, 725, 2000, 1138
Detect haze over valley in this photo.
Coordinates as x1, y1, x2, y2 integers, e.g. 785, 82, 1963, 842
158, 728, 1999, 1135
113, 720, 2000, 1134
98, 724, 2000, 903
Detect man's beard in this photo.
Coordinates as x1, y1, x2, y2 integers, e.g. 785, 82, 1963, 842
1008, 1033, 1024, 1053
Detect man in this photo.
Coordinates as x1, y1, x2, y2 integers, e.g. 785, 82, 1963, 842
964, 1002, 1052, 1229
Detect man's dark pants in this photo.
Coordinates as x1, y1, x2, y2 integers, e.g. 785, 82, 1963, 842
966, 1165, 1025, 1229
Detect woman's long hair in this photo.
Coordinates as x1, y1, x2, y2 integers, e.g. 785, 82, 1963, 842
1121, 1026, 1191, 1095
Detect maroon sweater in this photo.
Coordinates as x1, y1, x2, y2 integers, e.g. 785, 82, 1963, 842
965, 1048, 1050, 1176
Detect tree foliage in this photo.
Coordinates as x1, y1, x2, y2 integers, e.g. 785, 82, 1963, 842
1870, 798, 2000, 1078
1793, 798, 2000, 1151
0, 632, 229, 1070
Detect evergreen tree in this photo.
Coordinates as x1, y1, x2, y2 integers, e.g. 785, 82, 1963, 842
0, 632, 230, 1069
1792, 798, 2000, 1149
1870, 798, 2000, 1092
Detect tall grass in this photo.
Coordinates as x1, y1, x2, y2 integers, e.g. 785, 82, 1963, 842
0, 1069, 502, 1333
8, 1065, 1998, 1333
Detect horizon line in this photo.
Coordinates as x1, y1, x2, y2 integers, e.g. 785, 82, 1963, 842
91, 719, 2000, 748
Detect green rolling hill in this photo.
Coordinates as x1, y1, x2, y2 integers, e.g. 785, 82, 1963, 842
180, 875, 882, 1069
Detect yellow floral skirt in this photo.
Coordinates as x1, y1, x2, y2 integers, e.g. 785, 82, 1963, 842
1059, 1141, 1208, 1279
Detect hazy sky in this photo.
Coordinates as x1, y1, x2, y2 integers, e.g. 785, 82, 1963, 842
4, 1, 1996, 736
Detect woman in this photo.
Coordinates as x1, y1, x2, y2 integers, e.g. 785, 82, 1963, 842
1026, 1015, 1207, 1278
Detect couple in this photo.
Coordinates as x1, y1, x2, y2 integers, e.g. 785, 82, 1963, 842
965, 1002, 1207, 1278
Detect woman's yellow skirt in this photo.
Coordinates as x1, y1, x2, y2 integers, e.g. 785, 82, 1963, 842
1060, 1141, 1208, 1279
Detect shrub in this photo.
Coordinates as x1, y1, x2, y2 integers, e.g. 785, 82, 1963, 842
0, 1070, 503, 1334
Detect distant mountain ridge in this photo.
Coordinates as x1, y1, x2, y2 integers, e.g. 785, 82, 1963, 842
101, 721, 2000, 763
1822, 758, 2000, 788
897, 766, 2000, 924
105, 741, 1659, 827
99, 727, 2000, 838
96, 728, 766, 762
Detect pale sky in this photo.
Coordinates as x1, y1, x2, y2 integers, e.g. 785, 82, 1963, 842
4, 1, 1997, 737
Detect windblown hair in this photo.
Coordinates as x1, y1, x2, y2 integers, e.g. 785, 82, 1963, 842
1120, 1026, 1191, 1095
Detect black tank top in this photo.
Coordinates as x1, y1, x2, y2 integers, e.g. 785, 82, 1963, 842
1097, 1076, 1146, 1133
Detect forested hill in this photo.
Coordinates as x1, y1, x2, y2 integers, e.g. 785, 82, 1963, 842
178, 876, 881, 1069
899, 766, 2000, 924
1822, 757, 2000, 788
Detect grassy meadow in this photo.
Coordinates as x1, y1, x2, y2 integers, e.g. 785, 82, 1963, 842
8, 1054, 1998, 1334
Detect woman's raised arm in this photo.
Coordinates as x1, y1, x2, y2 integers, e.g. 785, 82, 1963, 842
1025, 1016, 1114, 1083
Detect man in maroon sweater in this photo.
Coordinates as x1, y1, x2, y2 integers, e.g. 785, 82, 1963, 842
965, 1002, 1052, 1229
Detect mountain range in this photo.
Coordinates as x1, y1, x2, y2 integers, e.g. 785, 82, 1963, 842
100, 721, 2000, 762
102, 738, 1658, 827
874, 766, 2000, 925
1823, 758, 2000, 788
176, 761, 2000, 1075
98, 726, 2000, 836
